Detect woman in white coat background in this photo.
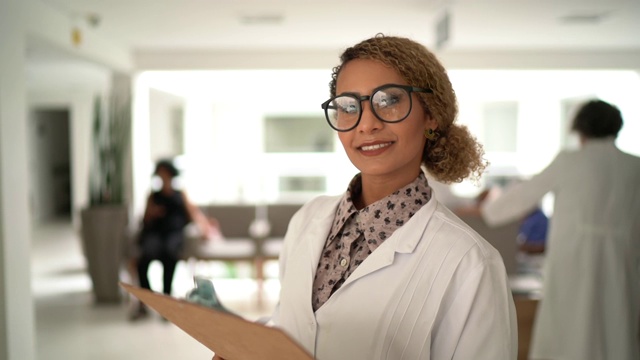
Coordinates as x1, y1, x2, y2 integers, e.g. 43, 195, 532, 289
482, 99, 640, 360
214, 35, 518, 360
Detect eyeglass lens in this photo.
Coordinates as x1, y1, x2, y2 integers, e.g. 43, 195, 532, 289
325, 86, 413, 131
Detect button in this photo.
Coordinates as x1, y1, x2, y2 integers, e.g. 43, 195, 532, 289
340, 258, 348, 267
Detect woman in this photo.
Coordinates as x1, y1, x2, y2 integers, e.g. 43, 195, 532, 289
482, 100, 640, 359
131, 159, 216, 320
213, 34, 517, 359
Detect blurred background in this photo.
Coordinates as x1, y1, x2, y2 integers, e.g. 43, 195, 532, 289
1, 0, 639, 359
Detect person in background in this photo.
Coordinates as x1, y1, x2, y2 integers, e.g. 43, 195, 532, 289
467, 185, 549, 274
513, 203, 548, 276
516, 206, 547, 255
130, 159, 217, 321
215, 34, 517, 360
481, 99, 640, 360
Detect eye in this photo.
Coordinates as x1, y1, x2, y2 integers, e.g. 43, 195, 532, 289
374, 88, 406, 109
335, 97, 359, 114
377, 93, 400, 108
342, 104, 358, 114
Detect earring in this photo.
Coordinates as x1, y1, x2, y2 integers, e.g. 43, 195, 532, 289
424, 128, 437, 140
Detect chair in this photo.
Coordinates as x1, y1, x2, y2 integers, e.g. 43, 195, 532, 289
183, 205, 258, 264
182, 203, 303, 308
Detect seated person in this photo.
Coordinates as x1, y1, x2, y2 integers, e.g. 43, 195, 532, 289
130, 159, 217, 321
515, 207, 548, 275
517, 207, 548, 255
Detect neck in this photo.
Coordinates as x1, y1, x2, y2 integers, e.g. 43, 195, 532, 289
579, 134, 587, 146
580, 135, 615, 147
161, 183, 174, 194
358, 170, 421, 208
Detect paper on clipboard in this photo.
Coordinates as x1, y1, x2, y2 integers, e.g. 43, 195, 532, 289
120, 282, 313, 360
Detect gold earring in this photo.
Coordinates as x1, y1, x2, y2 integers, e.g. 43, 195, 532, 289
424, 128, 437, 140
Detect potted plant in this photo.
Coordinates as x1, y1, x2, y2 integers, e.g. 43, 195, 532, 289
81, 94, 131, 304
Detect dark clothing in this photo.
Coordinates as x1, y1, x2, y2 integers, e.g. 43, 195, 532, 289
137, 232, 183, 295
144, 190, 190, 234
137, 190, 190, 295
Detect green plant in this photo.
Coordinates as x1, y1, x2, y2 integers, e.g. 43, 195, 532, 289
89, 95, 131, 205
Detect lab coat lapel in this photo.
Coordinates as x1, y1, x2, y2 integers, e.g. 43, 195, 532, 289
342, 199, 438, 286
297, 198, 340, 296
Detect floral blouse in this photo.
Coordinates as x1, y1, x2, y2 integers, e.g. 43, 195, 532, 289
311, 172, 433, 311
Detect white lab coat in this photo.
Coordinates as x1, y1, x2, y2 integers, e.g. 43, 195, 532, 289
272, 193, 517, 360
482, 139, 640, 360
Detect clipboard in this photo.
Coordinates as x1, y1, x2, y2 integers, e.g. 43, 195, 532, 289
120, 282, 313, 360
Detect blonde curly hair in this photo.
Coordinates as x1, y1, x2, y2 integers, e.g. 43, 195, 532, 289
329, 34, 486, 183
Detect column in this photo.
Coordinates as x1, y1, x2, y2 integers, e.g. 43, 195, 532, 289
0, 0, 37, 359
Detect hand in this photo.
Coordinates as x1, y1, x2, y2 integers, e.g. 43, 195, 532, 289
201, 217, 222, 242
519, 242, 545, 254
485, 186, 502, 202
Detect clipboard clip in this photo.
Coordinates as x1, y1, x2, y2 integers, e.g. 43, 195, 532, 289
186, 276, 238, 316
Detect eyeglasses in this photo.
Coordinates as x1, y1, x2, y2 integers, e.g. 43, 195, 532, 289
321, 84, 433, 132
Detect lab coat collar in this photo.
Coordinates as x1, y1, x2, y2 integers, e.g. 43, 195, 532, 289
341, 196, 439, 286
297, 196, 342, 312
582, 136, 616, 148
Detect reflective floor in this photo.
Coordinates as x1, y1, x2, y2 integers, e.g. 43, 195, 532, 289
31, 219, 279, 360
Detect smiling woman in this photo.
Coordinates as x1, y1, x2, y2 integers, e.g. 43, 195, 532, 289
210, 34, 517, 360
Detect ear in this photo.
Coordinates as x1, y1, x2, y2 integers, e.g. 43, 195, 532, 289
424, 114, 438, 131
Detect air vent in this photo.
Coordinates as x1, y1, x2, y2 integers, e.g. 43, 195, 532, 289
560, 12, 609, 24
239, 13, 284, 25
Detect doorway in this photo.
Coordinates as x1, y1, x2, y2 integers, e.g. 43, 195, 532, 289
29, 108, 72, 224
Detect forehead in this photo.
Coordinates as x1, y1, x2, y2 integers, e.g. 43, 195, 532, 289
336, 59, 406, 94
156, 166, 172, 174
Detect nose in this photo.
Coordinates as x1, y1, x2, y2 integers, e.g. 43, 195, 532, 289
357, 99, 383, 133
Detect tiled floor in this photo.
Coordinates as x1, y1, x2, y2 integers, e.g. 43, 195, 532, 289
31, 219, 279, 360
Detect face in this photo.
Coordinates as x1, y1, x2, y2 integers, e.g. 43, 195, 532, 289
156, 166, 173, 186
335, 58, 436, 183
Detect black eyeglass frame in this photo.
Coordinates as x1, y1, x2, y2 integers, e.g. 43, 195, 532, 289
321, 83, 433, 132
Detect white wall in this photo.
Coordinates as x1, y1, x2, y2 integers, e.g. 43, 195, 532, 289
0, 1, 36, 359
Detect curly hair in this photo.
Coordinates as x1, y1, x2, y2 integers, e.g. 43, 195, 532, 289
329, 34, 486, 183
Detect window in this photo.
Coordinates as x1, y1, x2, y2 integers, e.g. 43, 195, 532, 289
264, 115, 334, 153
279, 176, 326, 193
482, 101, 519, 152
560, 96, 593, 150
170, 105, 185, 156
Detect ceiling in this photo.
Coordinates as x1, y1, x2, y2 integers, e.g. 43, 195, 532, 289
31, 0, 640, 68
